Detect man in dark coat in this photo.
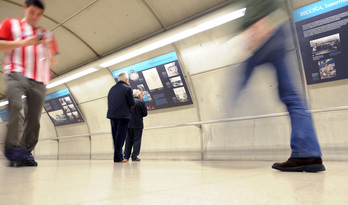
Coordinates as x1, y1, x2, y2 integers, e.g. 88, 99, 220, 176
107, 72, 135, 162
124, 89, 148, 161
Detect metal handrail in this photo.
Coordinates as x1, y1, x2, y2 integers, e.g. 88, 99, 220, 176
47, 105, 348, 140
0, 105, 347, 143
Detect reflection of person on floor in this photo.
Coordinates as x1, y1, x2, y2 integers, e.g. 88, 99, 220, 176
107, 72, 135, 163
124, 89, 148, 161
238, 0, 325, 172
0, 0, 59, 167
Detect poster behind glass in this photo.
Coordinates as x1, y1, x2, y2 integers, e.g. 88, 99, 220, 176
43, 89, 85, 126
112, 52, 193, 111
0, 109, 9, 123
293, 0, 348, 85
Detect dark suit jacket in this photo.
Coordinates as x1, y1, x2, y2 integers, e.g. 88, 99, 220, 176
129, 97, 148, 129
107, 81, 135, 120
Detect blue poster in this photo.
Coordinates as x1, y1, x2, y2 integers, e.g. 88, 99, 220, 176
0, 109, 9, 123
43, 89, 85, 126
293, 0, 348, 84
112, 52, 193, 111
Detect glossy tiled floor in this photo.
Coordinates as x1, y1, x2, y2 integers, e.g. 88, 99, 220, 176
0, 160, 347, 205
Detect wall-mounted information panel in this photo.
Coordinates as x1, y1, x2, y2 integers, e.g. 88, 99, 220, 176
43, 89, 85, 126
293, 0, 348, 84
112, 52, 193, 111
0, 109, 9, 123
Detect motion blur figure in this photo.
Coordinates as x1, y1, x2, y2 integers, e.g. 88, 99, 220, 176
107, 72, 135, 163
239, 0, 325, 172
124, 89, 148, 161
0, 0, 59, 167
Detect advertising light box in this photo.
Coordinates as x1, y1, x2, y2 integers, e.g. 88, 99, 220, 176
293, 0, 348, 84
43, 89, 85, 126
0, 109, 9, 123
112, 52, 193, 111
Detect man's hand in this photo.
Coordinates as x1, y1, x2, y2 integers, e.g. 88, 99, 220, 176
0, 35, 42, 51
22, 35, 42, 46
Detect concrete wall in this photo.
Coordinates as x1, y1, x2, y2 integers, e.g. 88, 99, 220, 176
1, 0, 348, 161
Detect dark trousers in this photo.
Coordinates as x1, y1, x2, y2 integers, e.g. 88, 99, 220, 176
241, 27, 322, 158
124, 128, 143, 160
110, 119, 129, 162
5, 72, 46, 160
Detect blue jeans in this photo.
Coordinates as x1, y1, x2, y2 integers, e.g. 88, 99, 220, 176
242, 27, 322, 158
124, 128, 143, 160
110, 119, 129, 162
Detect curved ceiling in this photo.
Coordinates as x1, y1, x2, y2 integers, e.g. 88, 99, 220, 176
0, 0, 234, 100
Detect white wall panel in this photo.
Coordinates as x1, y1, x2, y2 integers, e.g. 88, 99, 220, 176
141, 126, 201, 160
308, 80, 348, 109
175, 21, 243, 75
145, 106, 198, 127
0, 123, 7, 143
39, 113, 56, 140
34, 140, 58, 159
90, 134, 113, 160
67, 69, 115, 104
79, 98, 109, 134
62, 0, 162, 55
56, 123, 90, 159
313, 110, 348, 160
59, 137, 90, 159
51, 27, 98, 74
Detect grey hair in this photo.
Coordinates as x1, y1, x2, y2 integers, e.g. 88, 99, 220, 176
133, 89, 141, 97
117, 72, 129, 82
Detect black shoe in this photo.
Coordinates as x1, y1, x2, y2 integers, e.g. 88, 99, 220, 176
10, 159, 38, 167
272, 157, 325, 172
132, 158, 141, 161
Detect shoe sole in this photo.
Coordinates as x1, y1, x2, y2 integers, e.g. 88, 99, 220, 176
10, 161, 38, 167
272, 164, 326, 172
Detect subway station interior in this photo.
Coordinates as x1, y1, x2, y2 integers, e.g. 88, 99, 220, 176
0, 0, 348, 204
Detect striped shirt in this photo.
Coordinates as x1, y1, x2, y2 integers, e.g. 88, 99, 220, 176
0, 18, 58, 85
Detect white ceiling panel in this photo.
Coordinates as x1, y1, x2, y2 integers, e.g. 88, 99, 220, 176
44, 0, 99, 23
62, 0, 163, 55
67, 68, 116, 104
146, 0, 227, 27
50, 27, 98, 75
0, 1, 23, 19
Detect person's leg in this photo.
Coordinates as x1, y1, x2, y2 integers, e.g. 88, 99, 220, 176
110, 119, 118, 162
269, 36, 322, 159
4, 73, 27, 161
124, 128, 133, 160
114, 119, 129, 162
266, 29, 324, 172
19, 80, 46, 154
131, 128, 143, 161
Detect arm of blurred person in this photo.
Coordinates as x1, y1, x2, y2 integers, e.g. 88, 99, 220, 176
244, 17, 275, 50
43, 34, 59, 67
242, 0, 280, 51
0, 36, 42, 52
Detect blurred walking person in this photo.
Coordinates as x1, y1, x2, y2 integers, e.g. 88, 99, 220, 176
239, 0, 325, 172
0, 0, 59, 167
